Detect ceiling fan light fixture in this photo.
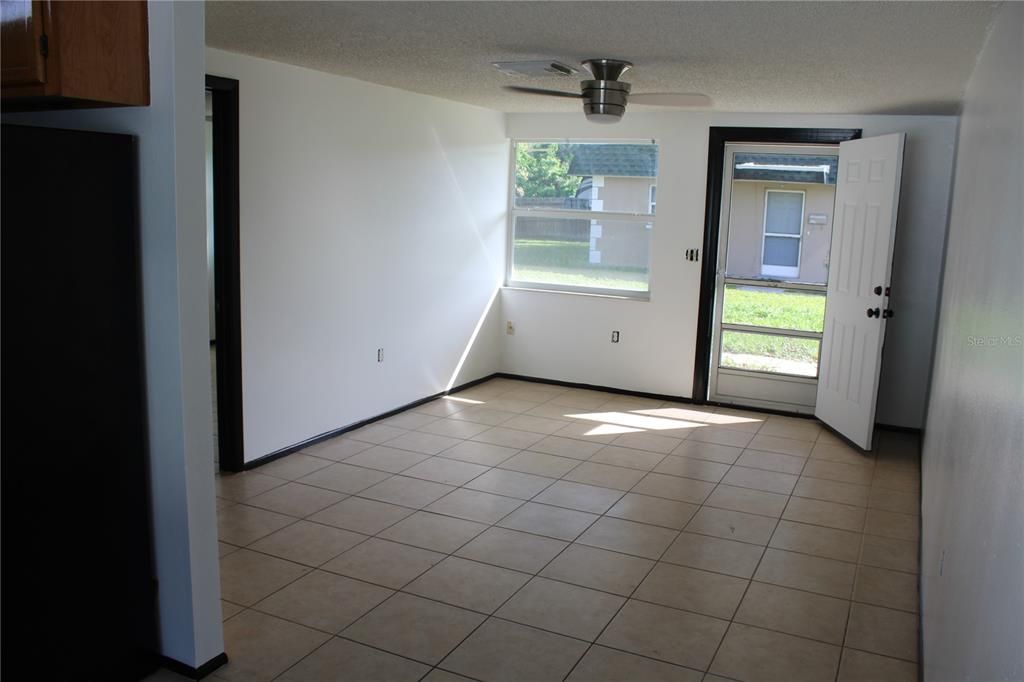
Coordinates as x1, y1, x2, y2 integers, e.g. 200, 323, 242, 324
502, 57, 709, 123
582, 79, 630, 123
584, 111, 624, 124
582, 58, 633, 81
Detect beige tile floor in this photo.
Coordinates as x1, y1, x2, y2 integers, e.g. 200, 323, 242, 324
200, 378, 921, 681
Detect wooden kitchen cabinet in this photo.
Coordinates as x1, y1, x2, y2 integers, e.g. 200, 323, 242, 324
1, 0, 149, 109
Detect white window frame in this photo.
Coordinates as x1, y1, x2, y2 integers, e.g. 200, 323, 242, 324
506, 139, 658, 299
760, 189, 805, 279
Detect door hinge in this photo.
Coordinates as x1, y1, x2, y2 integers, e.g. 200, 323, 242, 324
39, 34, 48, 58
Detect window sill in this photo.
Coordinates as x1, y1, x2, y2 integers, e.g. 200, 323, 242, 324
502, 284, 650, 302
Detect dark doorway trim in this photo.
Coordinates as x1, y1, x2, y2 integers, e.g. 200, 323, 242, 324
207, 75, 244, 472
692, 127, 862, 404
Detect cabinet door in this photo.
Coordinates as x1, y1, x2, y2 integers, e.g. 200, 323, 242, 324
1, 0, 46, 87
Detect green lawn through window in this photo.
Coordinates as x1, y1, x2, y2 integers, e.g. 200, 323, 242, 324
722, 285, 826, 332
511, 238, 648, 291
721, 285, 826, 375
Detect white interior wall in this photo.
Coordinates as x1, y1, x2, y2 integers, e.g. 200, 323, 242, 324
503, 112, 958, 428
920, 4, 1024, 680
2, 1, 223, 668
205, 49, 508, 462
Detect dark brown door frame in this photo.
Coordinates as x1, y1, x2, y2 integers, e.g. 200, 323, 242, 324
691, 127, 863, 404
207, 74, 244, 472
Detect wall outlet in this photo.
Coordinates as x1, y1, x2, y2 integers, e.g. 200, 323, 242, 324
611, 330, 620, 343
506, 321, 515, 335
377, 348, 383, 362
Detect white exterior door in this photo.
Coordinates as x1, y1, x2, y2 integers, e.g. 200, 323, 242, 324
815, 133, 905, 449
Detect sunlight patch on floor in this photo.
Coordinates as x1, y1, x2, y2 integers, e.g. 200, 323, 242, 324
567, 410, 706, 432
581, 422, 645, 436
444, 395, 485, 405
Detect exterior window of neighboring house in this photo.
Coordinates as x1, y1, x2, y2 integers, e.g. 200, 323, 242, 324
649, 185, 656, 214
509, 141, 658, 296
761, 189, 805, 278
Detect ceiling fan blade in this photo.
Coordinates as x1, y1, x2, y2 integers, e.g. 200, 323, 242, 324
629, 93, 712, 107
504, 85, 582, 99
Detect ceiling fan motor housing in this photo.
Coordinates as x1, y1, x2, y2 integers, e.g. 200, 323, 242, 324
582, 79, 631, 123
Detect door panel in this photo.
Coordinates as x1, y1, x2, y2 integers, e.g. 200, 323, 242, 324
0, 0, 46, 87
815, 133, 905, 449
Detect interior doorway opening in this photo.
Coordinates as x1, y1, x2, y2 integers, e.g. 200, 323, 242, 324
693, 128, 862, 414
207, 74, 244, 472
709, 143, 840, 413
697, 127, 908, 452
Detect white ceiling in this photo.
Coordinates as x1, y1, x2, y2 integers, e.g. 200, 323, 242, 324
206, 1, 998, 115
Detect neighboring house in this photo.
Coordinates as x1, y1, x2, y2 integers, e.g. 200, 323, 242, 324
568, 144, 657, 269
569, 143, 658, 214
726, 153, 838, 284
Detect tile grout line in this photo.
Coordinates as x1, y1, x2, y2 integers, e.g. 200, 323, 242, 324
557, 521, 694, 679
222, 446, 917, 605
252, 478, 524, 681
563, 419, 764, 678
223, 467, 919, 584
427, 487, 612, 680
698, 448, 787, 676
215, 381, 920, 680
258, 396, 613, 678
705, 432, 857, 675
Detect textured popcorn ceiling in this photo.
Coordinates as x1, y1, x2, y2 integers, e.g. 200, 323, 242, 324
206, 1, 997, 115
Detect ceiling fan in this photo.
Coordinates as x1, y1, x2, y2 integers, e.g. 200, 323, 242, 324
502, 59, 711, 123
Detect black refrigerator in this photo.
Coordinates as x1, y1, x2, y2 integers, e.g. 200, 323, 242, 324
1, 124, 159, 679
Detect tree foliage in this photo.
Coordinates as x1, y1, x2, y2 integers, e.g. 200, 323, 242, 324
515, 143, 581, 198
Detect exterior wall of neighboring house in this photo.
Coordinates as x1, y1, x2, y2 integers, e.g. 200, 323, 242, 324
590, 221, 651, 268
598, 176, 656, 214
727, 181, 836, 283
513, 173, 654, 271
588, 175, 655, 269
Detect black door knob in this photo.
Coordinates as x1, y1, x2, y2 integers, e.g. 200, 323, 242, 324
883, 309, 894, 319
867, 307, 880, 318
873, 286, 883, 295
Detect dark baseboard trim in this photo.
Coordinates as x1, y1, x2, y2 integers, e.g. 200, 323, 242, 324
242, 371, 923, 471
498, 375, 927, 433
493, 372, 695, 405
243, 374, 498, 470
492, 372, 823, 420
875, 423, 923, 435
160, 652, 228, 680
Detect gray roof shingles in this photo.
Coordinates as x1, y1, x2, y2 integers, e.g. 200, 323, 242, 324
733, 153, 838, 185
566, 144, 658, 177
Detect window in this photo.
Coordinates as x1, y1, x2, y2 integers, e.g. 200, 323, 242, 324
720, 284, 825, 377
761, 190, 804, 278
509, 141, 658, 296
649, 185, 657, 214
